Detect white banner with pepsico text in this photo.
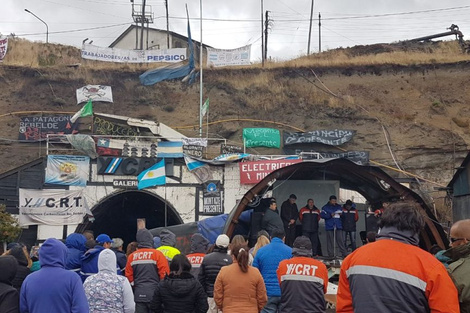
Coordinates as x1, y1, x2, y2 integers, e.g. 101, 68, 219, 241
19, 189, 89, 226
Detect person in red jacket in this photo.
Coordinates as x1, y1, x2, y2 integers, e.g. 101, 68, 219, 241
299, 199, 321, 256
126, 228, 170, 313
187, 233, 210, 277
337, 202, 459, 313
277, 236, 328, 313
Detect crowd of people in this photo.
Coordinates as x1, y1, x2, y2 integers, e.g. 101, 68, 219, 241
2, 201, 470, 312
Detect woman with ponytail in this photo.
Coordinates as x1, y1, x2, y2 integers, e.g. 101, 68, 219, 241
213, 243, 267, 313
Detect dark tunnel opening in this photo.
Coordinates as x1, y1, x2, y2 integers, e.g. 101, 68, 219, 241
80, 191, 183, 247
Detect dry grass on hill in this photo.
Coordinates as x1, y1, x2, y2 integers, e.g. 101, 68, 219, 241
3, 38, 470, 70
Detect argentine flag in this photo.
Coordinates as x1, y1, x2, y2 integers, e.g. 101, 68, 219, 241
137, 159, 166, 190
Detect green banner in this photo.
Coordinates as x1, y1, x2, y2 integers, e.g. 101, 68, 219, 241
243, 128, 281, 148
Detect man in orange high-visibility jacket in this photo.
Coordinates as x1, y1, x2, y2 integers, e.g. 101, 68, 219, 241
277, 236, 328, 313
337, 202, 459, 313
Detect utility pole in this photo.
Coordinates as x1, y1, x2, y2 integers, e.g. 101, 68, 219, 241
307, 0, 314, 55
261, 0, 264, 66
318, 12, 322, 52
264, 10, 269, 62
140, 0, 146, 50
165, 0, 170, 49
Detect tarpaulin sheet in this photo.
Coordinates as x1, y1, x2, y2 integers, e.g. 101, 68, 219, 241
197, 214, 228, 244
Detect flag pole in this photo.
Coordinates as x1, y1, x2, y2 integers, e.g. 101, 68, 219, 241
164, 183, 168, 227
206, 104, 209, 139
199, 0, 203, 138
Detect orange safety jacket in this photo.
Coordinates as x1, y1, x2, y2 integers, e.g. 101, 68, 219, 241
337, 239, 460, 313
187, 252, 206, 277
277, 256, 329, 313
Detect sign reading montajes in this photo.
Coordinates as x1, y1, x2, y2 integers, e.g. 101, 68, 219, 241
202, 180, 223, 215
19, 116, 79, 141
243, 128, 281, 148
239, 159, 302, 184
283, 129, 355, 146
283, 148, 369, 165
45, 155, 90, 186
19, 189, 88, 226
81, 43, 187, 63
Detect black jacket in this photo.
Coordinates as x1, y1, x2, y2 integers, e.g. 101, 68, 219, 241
8, 246, 30, 292
0, 255, 20, 313
198, 247, 232, 297
280, 200, 298, 228
262, 208, 284, 236
299, 205, 320, 232
150, 272, 208, 313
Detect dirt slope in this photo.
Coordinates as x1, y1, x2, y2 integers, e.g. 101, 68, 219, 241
1, 40, 470, 220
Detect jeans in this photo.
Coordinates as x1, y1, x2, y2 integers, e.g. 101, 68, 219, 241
135, 302, 151, 313
344, 231, 357, 251
261, 296, 281, 313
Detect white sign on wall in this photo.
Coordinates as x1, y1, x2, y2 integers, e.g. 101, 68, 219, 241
207, 45, 251, 67
76, 85, 113, 104
81, 43, 187, 63
19, 189, 89, 226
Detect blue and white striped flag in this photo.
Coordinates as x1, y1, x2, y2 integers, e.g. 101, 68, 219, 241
137, 159, 166, 190
184, 156, 206, 171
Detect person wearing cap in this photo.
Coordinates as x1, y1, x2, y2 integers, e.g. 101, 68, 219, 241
277, 236, 329, 313
341, 200, 359, 252
80, 234, 116, 282
262, 198, 284, 237
320, 195, 347, 258
126, 228, 169, 313
187, 233, 210, 277
198, 234, 232, 313
20, 238, 89, 313
281, 194, 299, 247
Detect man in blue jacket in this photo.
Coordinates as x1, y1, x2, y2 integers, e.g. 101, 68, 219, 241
321, 195, 347, 258
20, 238, 89, 313
253, 228, 292, 313
80, 233, 113, 282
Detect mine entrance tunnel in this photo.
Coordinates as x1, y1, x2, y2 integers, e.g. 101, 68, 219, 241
76, 190, 183, 246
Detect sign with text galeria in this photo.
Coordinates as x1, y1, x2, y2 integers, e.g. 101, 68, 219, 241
239, 159, 302, 184
19, 189, 88, 226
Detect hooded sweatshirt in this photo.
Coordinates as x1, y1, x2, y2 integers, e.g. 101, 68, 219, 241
187, 233, 210, 277
0, 255, 19, 313
84, 249, 135, 313
20, 238, 89, 313
8, 246, 30, 292
80, 245, 105, 282
65, 233, 87, 274
126, 229, 170, 303
157, 229, 181, 262
150, 272, 208, 313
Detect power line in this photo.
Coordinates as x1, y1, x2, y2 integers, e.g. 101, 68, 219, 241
16, 23, 130, 36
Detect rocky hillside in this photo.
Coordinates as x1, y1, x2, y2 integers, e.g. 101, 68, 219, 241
1, 38, 470, 220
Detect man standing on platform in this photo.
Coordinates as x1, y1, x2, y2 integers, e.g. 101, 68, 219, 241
281, 194, 298, 247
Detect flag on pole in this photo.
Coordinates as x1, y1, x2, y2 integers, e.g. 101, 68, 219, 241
71, 100, 93, 123
137, 159, 166, 190
202, 98, 209, 117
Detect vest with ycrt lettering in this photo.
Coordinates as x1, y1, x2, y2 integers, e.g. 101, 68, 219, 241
125, 248, 169, 303
187, 253, 206, 277
276, 256, 329, 313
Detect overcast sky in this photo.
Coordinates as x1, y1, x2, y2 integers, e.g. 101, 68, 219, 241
2, 0, 470, 61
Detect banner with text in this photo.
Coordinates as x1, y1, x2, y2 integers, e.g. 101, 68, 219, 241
19, 189, 88, 226
239, 159, 302, 184
0, 36, 8, 62
45, 155, 90, 186
283, 148, 370, 165
283, 129, 355, 146
19, 115, 79, 141
93, 116, 140, 136
76, 85, 113, 104
207, 45, 251, 67
220, 144, 243, 154
202, 180, 223, 215
243, 128, 281, 148
182, 138, 208, 147
81, 43, 187, 63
